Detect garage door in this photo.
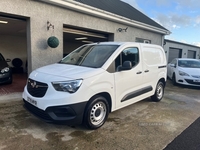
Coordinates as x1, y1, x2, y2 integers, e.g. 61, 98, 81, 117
63, 27, 111, 56
187, 50, 196, 59
168, 48, 182, 63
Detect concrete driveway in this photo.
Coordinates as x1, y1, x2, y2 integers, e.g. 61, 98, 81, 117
0, 80, 200, 150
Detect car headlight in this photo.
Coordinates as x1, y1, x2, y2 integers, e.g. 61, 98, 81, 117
52, 79, 83, 93
1, 67, 10, 73
179, 71, 189, 76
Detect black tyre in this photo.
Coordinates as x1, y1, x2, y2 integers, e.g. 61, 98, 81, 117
84, 96, 109, 129
172, 73, 177, 85
151, 81, 164, 102
12, 58, 23, 68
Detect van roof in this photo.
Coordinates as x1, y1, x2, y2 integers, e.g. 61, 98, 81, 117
88, 42, 161, 47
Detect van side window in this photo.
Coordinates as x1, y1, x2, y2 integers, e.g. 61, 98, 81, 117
115, 47, 139, 71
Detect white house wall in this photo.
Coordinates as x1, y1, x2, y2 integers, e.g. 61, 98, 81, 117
0, 0, 164, 73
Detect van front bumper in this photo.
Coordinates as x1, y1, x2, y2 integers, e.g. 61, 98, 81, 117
23, 99, 87, 125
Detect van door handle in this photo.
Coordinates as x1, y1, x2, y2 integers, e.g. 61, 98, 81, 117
136, 71, 142, 74
144, 70, 149, 73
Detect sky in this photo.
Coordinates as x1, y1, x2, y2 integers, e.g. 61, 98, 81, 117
122, 0, 200, 46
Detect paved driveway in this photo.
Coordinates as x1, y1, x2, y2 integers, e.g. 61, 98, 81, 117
0, 80, 200, 150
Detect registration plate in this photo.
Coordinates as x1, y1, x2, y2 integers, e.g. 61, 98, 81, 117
194, 80, 200, 83
27, 97, 37, 106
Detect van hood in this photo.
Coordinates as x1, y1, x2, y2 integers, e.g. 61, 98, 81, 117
34, 63, 104, 80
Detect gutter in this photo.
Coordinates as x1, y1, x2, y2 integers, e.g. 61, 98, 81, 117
40, 0, 171, 35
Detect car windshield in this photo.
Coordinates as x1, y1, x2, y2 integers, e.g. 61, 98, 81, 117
59, 44, 119, 68
178, 60, 200, 68
0, 54, 5, 62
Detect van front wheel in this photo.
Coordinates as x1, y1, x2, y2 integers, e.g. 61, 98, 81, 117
151, 82, 164, 102
84, 96, 109, 129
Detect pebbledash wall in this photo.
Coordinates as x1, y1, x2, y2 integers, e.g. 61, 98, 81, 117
0, 0, 168, 74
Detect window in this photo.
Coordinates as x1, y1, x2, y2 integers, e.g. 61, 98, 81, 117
115, 47, 139, 71
135, 38, 151, 44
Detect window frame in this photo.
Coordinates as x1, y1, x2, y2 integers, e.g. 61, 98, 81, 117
114, 47, 140, 71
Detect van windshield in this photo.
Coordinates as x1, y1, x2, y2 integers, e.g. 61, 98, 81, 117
59, 45, 119, 68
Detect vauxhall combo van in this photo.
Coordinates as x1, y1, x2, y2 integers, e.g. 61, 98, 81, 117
23, 42, 167, 129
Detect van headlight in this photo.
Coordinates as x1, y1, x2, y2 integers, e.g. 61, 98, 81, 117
52, 79, 83, 93
179, 71, 189, 76
1, 67, 10, 73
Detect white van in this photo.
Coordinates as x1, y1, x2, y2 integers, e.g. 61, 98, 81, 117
23, 42, 167, 129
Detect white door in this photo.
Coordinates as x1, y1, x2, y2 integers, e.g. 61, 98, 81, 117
114, 47, 145, 109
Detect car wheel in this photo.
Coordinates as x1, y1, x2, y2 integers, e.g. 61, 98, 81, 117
151, 81, 164, 102
172, 73, 177, 85
12, 58, 23, 68
84, 96, 109, 129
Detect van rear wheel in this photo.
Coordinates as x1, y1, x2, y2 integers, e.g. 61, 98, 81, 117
151, 81, 164, 102
84, 96, 109, 130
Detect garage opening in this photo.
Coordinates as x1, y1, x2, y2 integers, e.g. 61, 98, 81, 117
0, 14, 27, 94
63, 26, 113, 57
168, 47, 182, 63
187, 50, 196, 59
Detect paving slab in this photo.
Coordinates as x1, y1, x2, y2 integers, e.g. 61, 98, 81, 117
0, 80, 199, 150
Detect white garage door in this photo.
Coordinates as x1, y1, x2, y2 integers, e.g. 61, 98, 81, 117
187, 50, 196, 59
168, 48, 182, 63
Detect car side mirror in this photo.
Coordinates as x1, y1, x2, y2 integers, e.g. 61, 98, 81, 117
118, 61, 132, 71
170, 64, 176, 68
6, 58, 11, 62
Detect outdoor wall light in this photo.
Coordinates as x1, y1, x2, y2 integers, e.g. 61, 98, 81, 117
82, 40, 93, 43
47, 21, 54, 30
75, 37, 88, 40
117, 27, 128, 32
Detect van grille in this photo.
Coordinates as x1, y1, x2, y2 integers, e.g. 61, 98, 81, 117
27, 78, 48, 98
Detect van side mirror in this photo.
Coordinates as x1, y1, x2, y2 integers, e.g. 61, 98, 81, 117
118, 61, 132, 71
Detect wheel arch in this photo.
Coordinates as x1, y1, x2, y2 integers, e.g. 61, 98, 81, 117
85, 92, 112, 113
158, 77, 166, 87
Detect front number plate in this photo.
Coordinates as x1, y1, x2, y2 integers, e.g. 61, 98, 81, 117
194, 80, 200, 83
27, 97, 37, 106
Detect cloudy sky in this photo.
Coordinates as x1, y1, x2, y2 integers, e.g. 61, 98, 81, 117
122, 0, 200, 46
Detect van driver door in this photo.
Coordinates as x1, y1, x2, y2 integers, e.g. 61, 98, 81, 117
114, 46, 146, 110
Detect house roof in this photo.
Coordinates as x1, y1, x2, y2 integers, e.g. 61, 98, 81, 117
165, 39, 200, 49
74, 0, 168, 31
